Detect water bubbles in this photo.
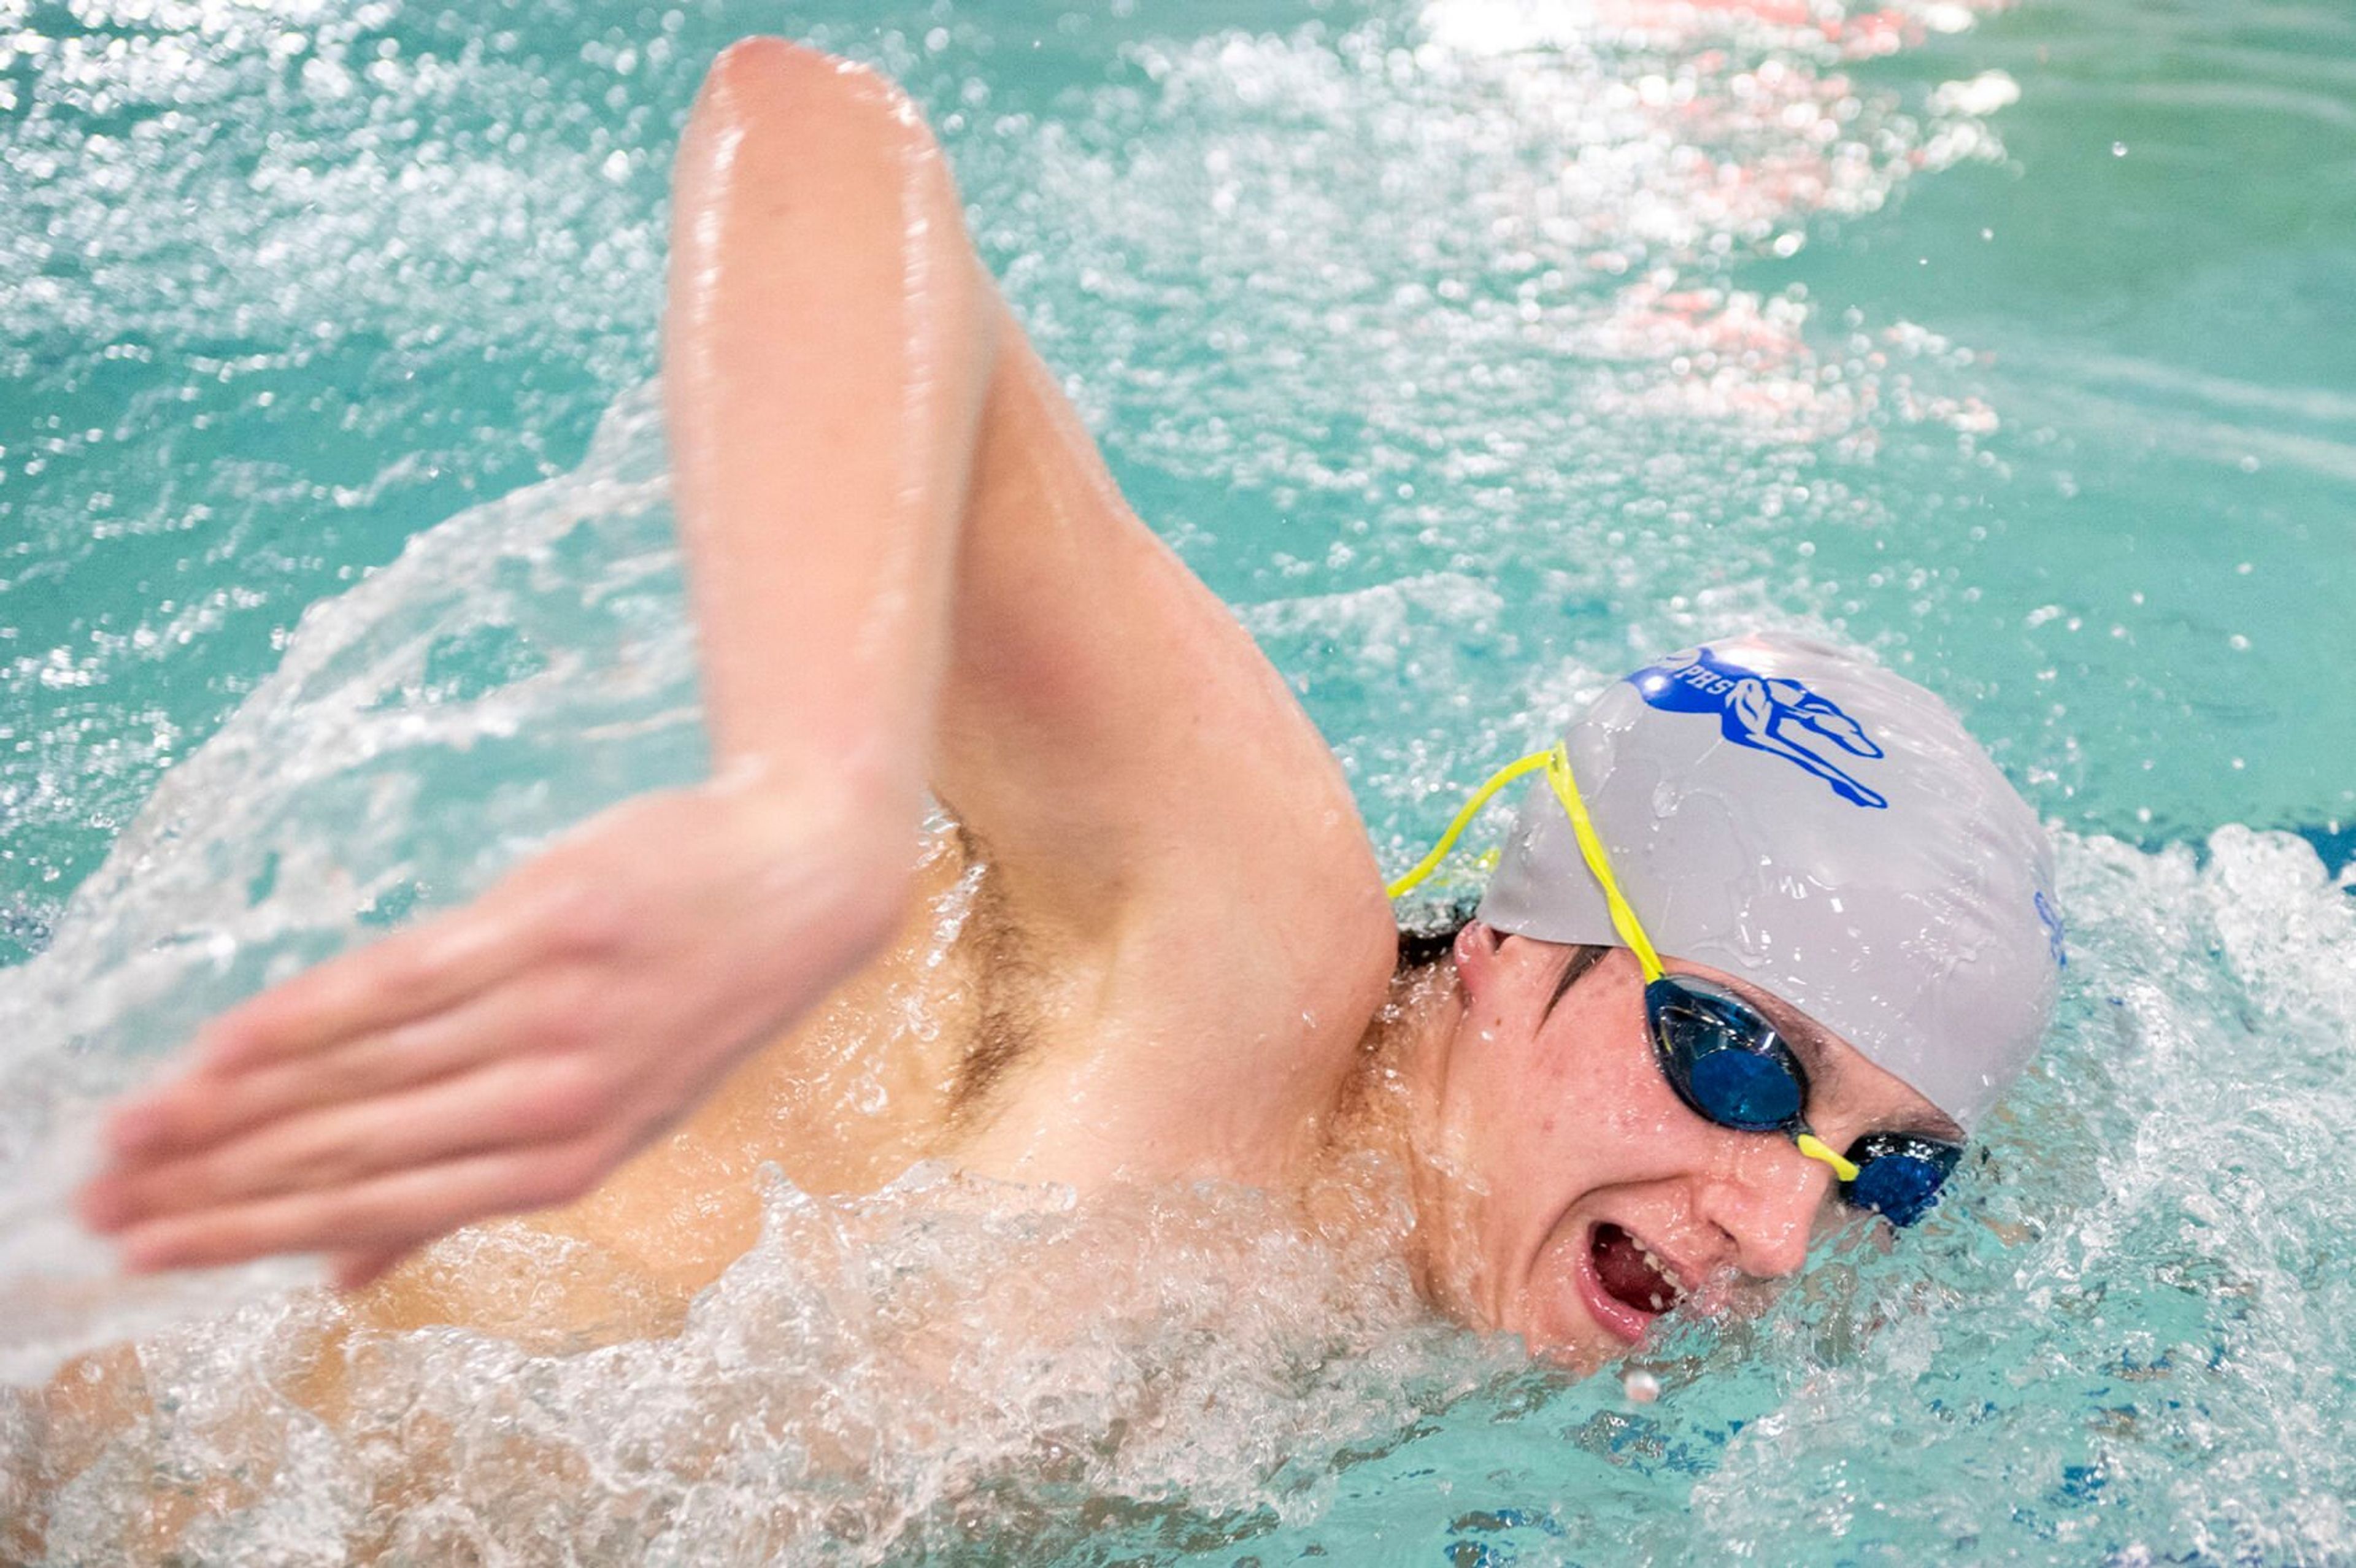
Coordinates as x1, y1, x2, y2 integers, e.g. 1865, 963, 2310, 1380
1622, 1367, 1662, 1403
14, 1158, 1447, 1561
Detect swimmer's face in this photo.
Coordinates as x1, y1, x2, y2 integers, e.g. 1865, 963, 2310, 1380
1415, 925, 1960, 1374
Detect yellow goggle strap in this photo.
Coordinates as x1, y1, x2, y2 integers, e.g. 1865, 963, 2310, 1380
1794, 1132, 1861, 1182
1538, 744, 1665, 984
1386, 742, 1669, 986
1384, 749, 1555, 901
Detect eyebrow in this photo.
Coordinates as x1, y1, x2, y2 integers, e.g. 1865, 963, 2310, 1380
1542, 943, 1611, 1021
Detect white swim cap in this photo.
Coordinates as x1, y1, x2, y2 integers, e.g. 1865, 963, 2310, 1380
1476, 632, 2063, 1131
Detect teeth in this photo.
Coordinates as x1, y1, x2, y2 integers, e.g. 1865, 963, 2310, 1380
1634, 1239, 1683, 1302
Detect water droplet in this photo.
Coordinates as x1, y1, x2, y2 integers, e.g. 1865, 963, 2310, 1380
2111, 141, 2128, 157
1623, 1369, 1661, 1403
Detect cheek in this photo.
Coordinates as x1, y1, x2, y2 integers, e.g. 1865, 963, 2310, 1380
1450, 1014, 1654, 1209
1593, 1045, 1684, 1144
1525, 1017, 1654, 1137
1504, 1010, 1715, 1197
1460, 1017, 1592, 1148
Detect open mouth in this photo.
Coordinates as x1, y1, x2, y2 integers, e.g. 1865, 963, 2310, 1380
1591, 1222, 1685, 1318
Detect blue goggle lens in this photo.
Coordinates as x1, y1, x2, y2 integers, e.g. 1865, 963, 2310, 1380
1685, 1043, 1804, 1129
1647, 977, 1804, 1132
1839, 1134, 1964, 1226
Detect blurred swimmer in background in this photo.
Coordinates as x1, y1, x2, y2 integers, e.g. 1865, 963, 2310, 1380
75, 39, 2060, 1372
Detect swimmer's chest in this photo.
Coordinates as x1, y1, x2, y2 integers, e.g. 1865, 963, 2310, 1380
655, 823, 1360, 1198
360, 824, 1376, 1337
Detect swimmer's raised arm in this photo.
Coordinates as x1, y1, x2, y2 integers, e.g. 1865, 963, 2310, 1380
83, 28, 1399, 1279
79, 40, 1002, 1285
664, 39, 992, 811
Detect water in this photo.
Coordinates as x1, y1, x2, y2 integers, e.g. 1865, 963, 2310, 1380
4, 0, 2354, 1561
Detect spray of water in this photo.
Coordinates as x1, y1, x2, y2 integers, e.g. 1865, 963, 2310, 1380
0, 382, 698, 1382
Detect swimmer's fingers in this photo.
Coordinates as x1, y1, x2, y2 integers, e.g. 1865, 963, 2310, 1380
185, 877, 598, 1078
85, 1045, 638, 1238
96, 985, 557, 1164
108, 1134, 624, 1277
85, 783, 912, 1274
103, 880, 615, 1160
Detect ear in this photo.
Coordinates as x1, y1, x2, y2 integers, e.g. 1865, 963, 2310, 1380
1452, 921, 1505, 995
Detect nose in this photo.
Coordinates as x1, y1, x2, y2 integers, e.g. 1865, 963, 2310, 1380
1698, 1134, 1839, 1279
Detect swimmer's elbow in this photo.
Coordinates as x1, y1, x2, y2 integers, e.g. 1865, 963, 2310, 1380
696, 37, 944, 161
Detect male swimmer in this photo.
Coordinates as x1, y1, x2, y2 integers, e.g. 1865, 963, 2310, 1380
74, 40, 2060, 1372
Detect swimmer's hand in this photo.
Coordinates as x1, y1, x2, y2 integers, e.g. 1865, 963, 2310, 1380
76, 775, 912, 1289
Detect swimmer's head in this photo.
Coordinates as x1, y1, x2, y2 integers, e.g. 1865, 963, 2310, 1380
1476, 631, 2062, 1131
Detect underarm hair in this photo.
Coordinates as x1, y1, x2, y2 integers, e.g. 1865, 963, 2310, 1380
947, 823, 1043, 1119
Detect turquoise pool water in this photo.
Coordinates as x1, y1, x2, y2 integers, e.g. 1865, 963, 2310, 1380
3, 0, 2353, 1561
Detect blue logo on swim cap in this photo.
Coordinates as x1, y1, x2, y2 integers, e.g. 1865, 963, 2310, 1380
2035, 889, 2068, 969
1626, 646, 1888, 809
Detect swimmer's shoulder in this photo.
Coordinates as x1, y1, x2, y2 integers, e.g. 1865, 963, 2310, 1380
918, 814, 1396, 1190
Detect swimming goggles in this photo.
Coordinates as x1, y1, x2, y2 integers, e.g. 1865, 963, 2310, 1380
1389, 744, 1964, 1226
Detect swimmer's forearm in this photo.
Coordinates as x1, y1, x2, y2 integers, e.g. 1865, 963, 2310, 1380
76, 43, 1001, 1287
663, 39, 995, 825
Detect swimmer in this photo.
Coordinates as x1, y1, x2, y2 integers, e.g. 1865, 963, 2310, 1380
74, 38, 2060, 1374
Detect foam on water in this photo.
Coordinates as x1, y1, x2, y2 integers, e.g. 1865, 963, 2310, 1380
15, 1166, 1474, 1565
18, 797, 2341, 1561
